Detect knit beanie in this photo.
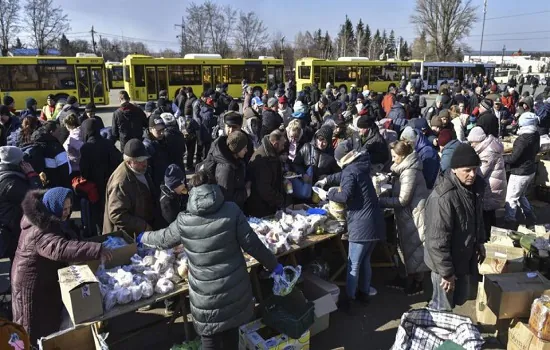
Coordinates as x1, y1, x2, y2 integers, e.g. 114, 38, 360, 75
467, 126, 487, 143
42, 187, 73, 218
356, 115, 374, 129
438, 109, 451, 120
164, 164, 186, 191
315, 125, 334, 141
400, 126, 418, 143
437, 129, 453, 147
450, 143, 481, 169
227, 131, 248, 154
0, 146, 24, 165
431, 116, 443, 128
3, 96, 14, 106
480, 99, 493, 111
334, 142, 351, 162
436, 95, 443, 103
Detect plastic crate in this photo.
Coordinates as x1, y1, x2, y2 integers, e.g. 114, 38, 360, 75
261, 288, 315, 339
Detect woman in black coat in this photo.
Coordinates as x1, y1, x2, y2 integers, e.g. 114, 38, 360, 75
292, 125, 340, 183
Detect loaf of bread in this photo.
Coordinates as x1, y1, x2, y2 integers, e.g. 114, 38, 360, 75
529, 295, 550, 341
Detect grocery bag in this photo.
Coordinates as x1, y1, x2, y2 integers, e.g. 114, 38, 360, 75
291, 167, 313, 199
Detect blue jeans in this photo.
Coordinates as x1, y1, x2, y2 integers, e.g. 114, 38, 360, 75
347, 241, 377, 299
428, 272, 474, 311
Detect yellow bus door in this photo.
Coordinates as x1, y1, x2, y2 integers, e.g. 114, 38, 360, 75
76, 66, 93, 106
91, 66, 105, 105
320, 67, 328, 88
157, 67, 168, 96
212, 66, 222, 88
145, 67, 157, 100
357, 67, 370, 89
203, 66, 213, 93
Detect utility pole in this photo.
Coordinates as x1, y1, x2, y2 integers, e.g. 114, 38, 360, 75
501, 45, 506, 65
90, 26, 97, 54
175, 17, 185, 57
280, 36, 285, 61
479, 0, 487, 59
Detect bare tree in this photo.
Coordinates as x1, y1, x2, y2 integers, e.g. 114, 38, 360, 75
25, 0, 70, 55
185, 2, 209, 53
203, 1, 236, 57
411, 0, 478, 61
234, 11, 268, 58
0, 0, 20, 56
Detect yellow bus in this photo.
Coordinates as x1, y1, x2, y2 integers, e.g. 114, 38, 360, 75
106, 61, 124, 89
296, 57, 413, 93
0, 55, 109, 111
123, 54, 284, 102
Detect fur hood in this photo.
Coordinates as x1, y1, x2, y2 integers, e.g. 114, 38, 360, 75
21, 189, 62, 231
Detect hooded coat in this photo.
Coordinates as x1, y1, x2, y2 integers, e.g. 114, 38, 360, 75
413, 133, 440, 189
79, 119, 122, 201
387, 103, 408, 133
328, 154, 386, 242
243, 116, 261, 149
477, 110, 499, 138
141, 185, 277, 336
11, 190, 102, 343
245, 136, 284, 218
474, 135, 507, 211
112, 102, 148, 150
62, 127, 84, 173
439, 139, 461, 174
379, 152, 429, 274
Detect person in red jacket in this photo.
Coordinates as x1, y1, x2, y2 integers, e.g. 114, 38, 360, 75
382, 86, 397, 116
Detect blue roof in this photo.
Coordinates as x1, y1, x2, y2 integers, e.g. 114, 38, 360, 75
10, 48, 61, 56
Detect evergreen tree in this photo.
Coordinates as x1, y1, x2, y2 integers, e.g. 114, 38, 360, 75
388, 30, 396, 58
14, 37, 23, 49
58, 34, 71, 56
337, 15, 354, 57
355, 19, 364, 56
401, 41, 410, 59
364, 24, 371, 57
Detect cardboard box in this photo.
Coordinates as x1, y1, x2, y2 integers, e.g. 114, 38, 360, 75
508, 321, 550, 350
485, 272, 550, 319
238, 319, 310, 350
58, 265, 103, 324
84, 231, 137, 271
479, 244, 525, 275
302, 273, 338, 336
39, 324, 105, 350
476, 281, 498, 325
489, 227, 517, 247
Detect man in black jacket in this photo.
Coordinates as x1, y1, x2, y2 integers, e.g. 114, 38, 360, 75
112, 90, 148, 151
346, 114, 390, 171
261, 98, 283, 138
504, 112, 540, 227
476, 99, 498, 138
424, 143, 486, 312
143, 116, 171, 193
0, 146, 42, 259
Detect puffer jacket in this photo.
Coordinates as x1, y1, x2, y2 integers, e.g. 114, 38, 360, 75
11, 190, 102, 343
413, 133, 440, 189
424, 172, 485, 278
387, 103, 408, 132
63, 127, 84, 173
451, 115, 468, 142
164, 125, 186, 170
327, 153, 385, 242
474, 135, 507, 211
112, 102, 148, 151
379, 152, 429, 274
292, 140, 340, 183
0, 164, 42, 259
440, 139, 461, 174
208, 136, 248, 209
141, 185, 277, 336
504, 124, 540, 176
245, 136, 284, 218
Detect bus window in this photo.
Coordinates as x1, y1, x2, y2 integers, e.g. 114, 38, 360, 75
157, 67, 168, 93
327, 67, 335, 83
146, 67, 157, 96
439, 67, 454, 80
76, 67, 91, 99
422, 69, 428, 81
0, 66, 11, 90
39, 65, 76, 90
229, 66, 245, 84
370, 66, 384, 81
134, 65, 146, 87
112, 66, 123, 81
11, 65, 40, 90
456, 67, 464, 82
397, 66, 409, 79
335, 66, 356, 82
91, 67, 104, 98
274, 66, 283, 85
383, 65, 398, 81
357, 67, 369, 88
124, 65, 130, 82
245, 65, 266, 84
168, 65, 201, 86
313, 66, 320, 84
298, 66, 311, 79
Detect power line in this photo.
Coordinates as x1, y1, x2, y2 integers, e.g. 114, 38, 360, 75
482, 37, 550, 42
470, 30, 550, 37
96, 31, 178, 45
485, 10, 550, 21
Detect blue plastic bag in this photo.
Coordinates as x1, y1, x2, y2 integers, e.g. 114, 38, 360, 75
291, 166, 313, 199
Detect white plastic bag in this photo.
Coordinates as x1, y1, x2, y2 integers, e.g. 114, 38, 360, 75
104, 290, 117, 311
128, 285, 143, 302
271, 265, 302, 296
143, 269, 160, 283
140, 280, 154, 298
155, 278, 175, 294
116, 287, 132, 304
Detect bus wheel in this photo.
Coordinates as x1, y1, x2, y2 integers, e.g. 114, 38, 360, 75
338, 84, 348, 94
54, 93, 69, 103
252, 86, 263, 97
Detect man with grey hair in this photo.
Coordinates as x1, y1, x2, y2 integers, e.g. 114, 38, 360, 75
260, 97, 283, 138
103, 138, 161, 234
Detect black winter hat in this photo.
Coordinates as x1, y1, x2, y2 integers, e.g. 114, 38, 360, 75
0, 105, 10, 116
85, 103, 96, 111
315, 125, 333, 141
124, 139, 149, 158
224, 112, 243, 127
164, 164, 186, 190
320, 96, 329, 105
356, 115, 375, 129
149, 115, 165, 128
450, 143, 481, 169
227, 130, 248, 154
67, 95, 77, 105
3, 96, 14, 106
480, 99, 493, 111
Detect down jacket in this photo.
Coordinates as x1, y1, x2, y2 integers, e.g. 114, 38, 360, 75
11, 190, 102, 344
379, 152, 430, 275
292, 141, 340, 183
413, 133, 440, 190
504, 125, 540, 176
474, 135, 507, 211
141, 185, 277, 336
424, 172, 485, 278
327, 154, 386, 242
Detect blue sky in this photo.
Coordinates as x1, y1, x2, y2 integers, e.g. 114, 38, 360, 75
18, 0, 550, 53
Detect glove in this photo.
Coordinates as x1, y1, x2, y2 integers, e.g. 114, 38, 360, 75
314, 178, 327, 189
136, 232, 144, 247
272, 264, 284, 276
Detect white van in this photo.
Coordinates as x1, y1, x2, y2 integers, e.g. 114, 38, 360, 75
494, 69, 520, 84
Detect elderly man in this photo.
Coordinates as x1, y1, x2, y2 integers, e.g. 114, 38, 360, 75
103, 139, 162, 234
424, 143, 486, 311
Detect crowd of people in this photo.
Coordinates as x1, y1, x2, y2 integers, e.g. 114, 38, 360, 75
1, 74, 550, 348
